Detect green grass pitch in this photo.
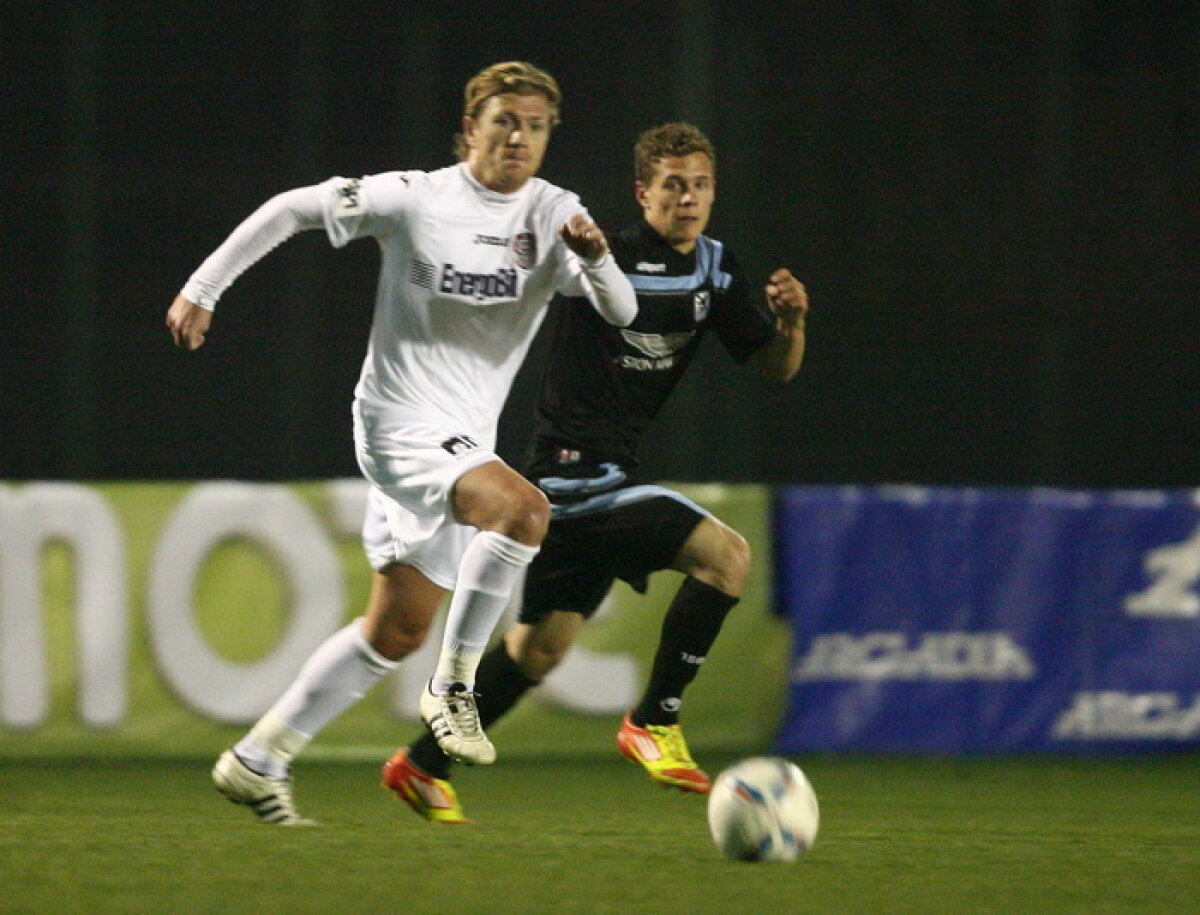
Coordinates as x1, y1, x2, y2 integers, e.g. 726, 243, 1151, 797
1, 753, 1196, 913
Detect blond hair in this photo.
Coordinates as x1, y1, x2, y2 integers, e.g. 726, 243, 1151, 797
454, 61, 562, 160
634, 122, 717, 185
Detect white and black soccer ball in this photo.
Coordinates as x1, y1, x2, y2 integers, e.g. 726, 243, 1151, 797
707, 757, 820, 862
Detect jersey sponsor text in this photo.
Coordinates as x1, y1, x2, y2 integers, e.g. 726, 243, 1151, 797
617, 354, 678, 371
439, 264, 518, 301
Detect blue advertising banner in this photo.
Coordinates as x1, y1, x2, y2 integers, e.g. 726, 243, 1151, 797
774, 486, 1200, 753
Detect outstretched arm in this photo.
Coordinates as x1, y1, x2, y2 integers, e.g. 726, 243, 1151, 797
559, 213, 637, 327
749, 269, 809, 382
166, 184, 325, 351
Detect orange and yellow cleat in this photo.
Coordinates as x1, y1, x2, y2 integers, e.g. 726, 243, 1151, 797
616, 713, 711, 794
382, 748, 471, 824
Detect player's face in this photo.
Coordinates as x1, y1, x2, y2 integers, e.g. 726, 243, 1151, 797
636, 153, 715, 253
463, 92, 553, 194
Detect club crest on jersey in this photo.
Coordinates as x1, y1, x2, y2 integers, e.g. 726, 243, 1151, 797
693, 290, 711, 321
511, 232, 536, 270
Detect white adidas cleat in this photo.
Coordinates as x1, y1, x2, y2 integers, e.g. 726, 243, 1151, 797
212, 749, 316, 826
418, 681, 496, 765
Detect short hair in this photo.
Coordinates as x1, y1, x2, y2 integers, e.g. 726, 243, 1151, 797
454, 61, 562, 160
634, 122, 717, 185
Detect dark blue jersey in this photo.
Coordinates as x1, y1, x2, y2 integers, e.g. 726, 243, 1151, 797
527, 220, 776, 480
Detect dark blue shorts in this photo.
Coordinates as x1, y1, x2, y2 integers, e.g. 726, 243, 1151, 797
519, 485, 708, 623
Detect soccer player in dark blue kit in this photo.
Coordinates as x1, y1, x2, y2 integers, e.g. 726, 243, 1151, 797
384, 122, 809, 822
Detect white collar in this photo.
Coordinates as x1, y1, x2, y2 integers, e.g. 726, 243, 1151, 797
459, 162, 534, 204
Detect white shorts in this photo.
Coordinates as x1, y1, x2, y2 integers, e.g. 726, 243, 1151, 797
354, 409, 499, 589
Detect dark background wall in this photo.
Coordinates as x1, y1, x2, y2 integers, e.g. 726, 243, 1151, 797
3, 1, 1197, 486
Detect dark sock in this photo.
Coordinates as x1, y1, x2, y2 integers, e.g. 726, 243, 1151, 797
406, 639, 541, 779
632, 577, 738, 727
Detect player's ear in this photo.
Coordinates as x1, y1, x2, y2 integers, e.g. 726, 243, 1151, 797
634, 181, 649, 209
462, 115, 477, 149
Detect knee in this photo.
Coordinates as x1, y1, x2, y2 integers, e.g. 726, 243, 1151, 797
365, 612, 432, 661
695, 529, 751, 596
493, 485, 551, 546
512, 640, 565, 681
455, 465, 551, 546
505, 622, 574, 680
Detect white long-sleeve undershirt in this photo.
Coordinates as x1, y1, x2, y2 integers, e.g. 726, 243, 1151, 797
181, 185, 324, 311
576, 250, 636, 327
180, 180, 636, 327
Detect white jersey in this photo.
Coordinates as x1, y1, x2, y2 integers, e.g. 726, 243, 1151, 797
322, 163, 597, 440
180, 160, 634, 582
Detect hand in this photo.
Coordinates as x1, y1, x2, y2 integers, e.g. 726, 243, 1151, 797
559, 213, 609, 261
166, 294, 213, 351
764, 269, 808, 328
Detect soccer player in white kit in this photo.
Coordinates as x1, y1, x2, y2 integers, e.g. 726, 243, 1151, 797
166, 61, 637, 825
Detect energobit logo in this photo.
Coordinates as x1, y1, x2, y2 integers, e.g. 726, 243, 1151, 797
792, 631, 1036, 681
439, 264, 518, 301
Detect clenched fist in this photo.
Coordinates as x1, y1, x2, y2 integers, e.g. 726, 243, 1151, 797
764, 269, 808, 328
166, 294, 213, 351
559, 213, 610, 261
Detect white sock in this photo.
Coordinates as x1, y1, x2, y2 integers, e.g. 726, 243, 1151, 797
232, 712, 309, 778
235, 618, 399, 776
432, 531, 538, 694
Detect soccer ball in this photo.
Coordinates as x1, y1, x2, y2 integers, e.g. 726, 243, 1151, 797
706, 757, 819, 862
